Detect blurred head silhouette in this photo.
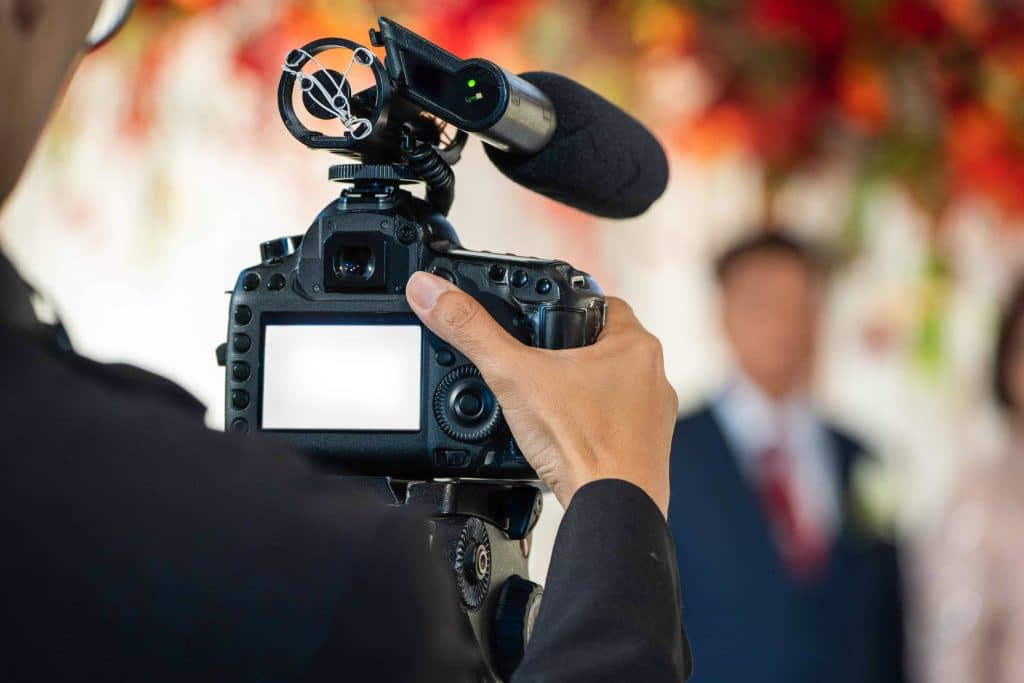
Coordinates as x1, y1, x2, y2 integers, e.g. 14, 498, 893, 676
0, 0, 109, 209
715, 231, 825, 400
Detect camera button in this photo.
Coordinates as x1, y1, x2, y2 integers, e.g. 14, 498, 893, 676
230, 418, 248, 434
242, 272, 260, 291
436, 349, 455, 366
535, 278, 552, 295
511, 269, 529, 288
231, 361, 251, 381
455, 391, 484, 420
434, 449, 470, 468
396, 224, 419, 244
488, 264, 506, 282
232, 333, 251, 353
431, 267, 457, 284
267, 273, 286, 290
233, 305, 252, 326
231, 390, 250, 409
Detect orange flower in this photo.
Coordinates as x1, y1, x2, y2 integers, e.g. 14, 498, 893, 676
674, 105, 755, 160
632, 2, 696, 53
838, 60, 889, 134
930, 0, 990, 38
946, 105, 1024, 216
169, 0, 222, 10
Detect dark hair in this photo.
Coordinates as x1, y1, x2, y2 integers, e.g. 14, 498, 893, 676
714, 231, 826, 284
993, 279, 1024, 411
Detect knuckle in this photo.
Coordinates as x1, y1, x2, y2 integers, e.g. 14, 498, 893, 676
602, 297, 631, 321
649, 333, 665, 356
667, 385, 680, 413
610, 298, 637, 320
637, 331, 664, 359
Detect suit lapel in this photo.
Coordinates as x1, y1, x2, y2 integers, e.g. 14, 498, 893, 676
686, 407, 793, 580
819, 430, 863, 584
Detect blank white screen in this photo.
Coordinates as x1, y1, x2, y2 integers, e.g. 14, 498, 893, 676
262, 324, 422, 430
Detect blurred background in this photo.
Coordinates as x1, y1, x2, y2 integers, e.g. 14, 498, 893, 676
2, 0, 1023, 677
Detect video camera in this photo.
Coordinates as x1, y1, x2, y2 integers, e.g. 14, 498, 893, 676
218, 18, 606, 480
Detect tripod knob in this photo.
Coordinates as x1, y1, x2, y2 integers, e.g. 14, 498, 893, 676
494, 576, 544, 680
453, 516, 491, 610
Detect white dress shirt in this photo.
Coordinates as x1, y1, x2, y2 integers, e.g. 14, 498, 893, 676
712, 374, 842, 541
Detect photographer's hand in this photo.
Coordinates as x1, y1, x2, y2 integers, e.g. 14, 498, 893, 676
406, 271, 677, 517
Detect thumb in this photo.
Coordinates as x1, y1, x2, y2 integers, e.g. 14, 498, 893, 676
405, 271, 520, 378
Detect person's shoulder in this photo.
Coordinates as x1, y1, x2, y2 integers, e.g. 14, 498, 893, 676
0, 327, 393, 523
0, 330, 435, 678
1, 325, 207, 429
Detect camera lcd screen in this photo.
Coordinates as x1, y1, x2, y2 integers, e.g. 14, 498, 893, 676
262, 323, 422, 431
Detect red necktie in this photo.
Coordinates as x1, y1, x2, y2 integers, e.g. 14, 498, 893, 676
756, 444, 828, 581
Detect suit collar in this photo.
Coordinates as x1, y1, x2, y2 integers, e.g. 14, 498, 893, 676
712, 380, 843, 538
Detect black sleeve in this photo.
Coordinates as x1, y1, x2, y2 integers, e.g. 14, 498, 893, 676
513, 480, 693, 682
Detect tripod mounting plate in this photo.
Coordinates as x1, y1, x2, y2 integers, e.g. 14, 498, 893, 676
404, 480, 543, 540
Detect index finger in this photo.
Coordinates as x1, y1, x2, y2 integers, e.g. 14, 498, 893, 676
595, 296, 645, 342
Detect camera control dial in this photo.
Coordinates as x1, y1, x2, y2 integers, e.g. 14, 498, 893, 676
433, 365, 502, 442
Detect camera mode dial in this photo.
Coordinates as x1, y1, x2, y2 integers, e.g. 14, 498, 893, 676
433, 365, 502, 443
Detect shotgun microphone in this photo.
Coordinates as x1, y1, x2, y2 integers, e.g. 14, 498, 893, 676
483, 71, 669, 219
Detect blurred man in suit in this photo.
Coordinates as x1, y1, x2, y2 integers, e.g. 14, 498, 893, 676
668, 232, 906, 683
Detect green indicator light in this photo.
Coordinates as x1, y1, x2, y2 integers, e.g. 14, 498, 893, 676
467, 79, 477, 88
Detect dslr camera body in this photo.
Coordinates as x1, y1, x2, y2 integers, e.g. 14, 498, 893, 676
220, 18, 605, 481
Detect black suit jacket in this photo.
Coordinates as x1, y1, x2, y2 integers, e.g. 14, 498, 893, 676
0, 254, 691, 681
668, 406, 905, 683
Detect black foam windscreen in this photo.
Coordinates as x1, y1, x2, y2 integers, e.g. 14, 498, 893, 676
484, 72, 669, 219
